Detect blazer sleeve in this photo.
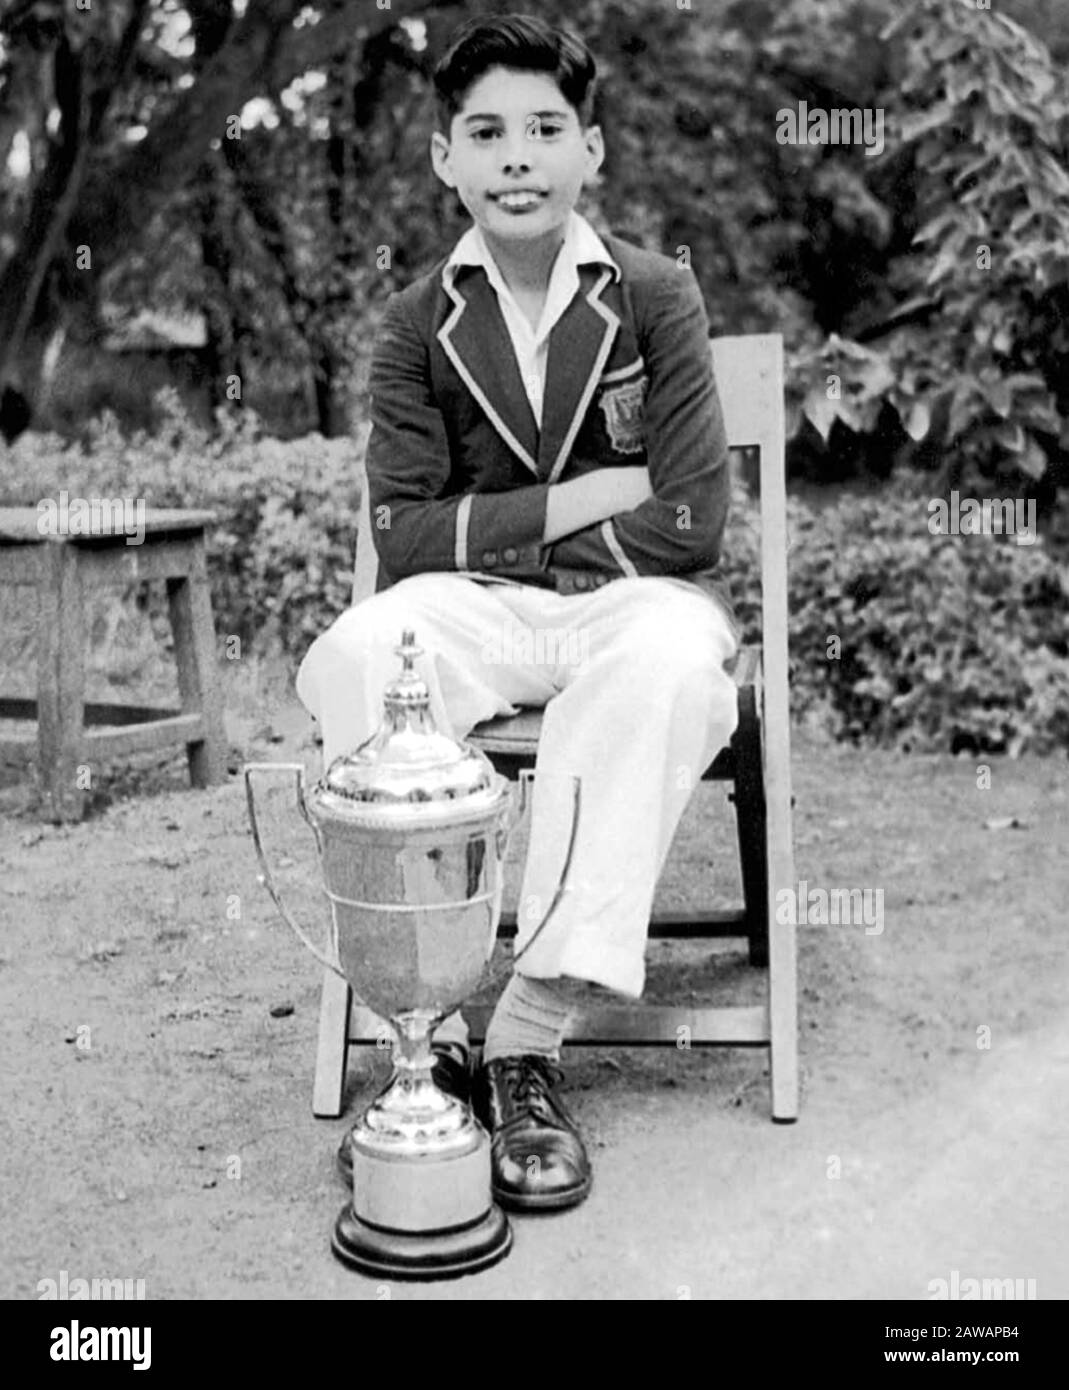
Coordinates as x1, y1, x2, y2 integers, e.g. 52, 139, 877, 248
544, 267, 730, 584
365, 292, 550, 582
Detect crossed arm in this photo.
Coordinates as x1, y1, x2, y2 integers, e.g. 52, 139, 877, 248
542, 466, 652, 544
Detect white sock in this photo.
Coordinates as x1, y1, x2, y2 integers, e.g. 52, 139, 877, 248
483, 973, 575, 1063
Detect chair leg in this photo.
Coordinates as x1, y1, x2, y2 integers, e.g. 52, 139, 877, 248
313, 970, 352, 1117
36, 543, 86, 822
166, 540, 227, 788
731, 690, 769, 968
762, 714, 799, 1122
768, 853, 799, 1122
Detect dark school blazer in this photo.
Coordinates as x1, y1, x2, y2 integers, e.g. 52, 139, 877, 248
364, 230, 734, 619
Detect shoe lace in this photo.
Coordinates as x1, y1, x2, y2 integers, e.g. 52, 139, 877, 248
499, 1055, 564, 1114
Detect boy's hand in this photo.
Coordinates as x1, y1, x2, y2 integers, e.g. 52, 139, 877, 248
543, 467, 652, 544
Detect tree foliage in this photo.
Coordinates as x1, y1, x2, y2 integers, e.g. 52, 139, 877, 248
0, 0, 1066, 512
789, 0, 1069, 496
0, 0, 451, 436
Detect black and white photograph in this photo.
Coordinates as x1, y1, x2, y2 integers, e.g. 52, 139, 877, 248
1, 0, 1066, 1335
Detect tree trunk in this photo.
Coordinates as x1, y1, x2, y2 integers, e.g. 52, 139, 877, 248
197, 160, 238, 415
0, 32, 90, 396
0, 0, 150, 410
223, 138, 345, 436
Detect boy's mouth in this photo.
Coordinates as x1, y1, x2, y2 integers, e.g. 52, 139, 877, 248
489, 189, 549, 213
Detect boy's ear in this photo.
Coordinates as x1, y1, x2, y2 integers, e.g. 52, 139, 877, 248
583, 124, 605, 184
430, 131, 457, 189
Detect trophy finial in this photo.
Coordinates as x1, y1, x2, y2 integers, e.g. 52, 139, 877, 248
396, 629, 423, 670
383, 629, 433, 728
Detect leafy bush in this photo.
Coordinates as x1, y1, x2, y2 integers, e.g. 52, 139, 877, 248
721, 477, 1069, 755
6, 392, 1066, 754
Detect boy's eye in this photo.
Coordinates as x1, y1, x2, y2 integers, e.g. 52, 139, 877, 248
466, 119, 565, 144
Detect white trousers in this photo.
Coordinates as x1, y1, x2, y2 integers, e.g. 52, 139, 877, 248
295, 574, 738, 998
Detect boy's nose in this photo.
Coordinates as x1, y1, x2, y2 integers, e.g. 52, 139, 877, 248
499, 135, 532, 174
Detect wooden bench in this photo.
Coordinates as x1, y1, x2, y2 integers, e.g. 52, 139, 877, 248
0, 506, 227, 821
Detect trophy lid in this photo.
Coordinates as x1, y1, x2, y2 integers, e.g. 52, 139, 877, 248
317, 630, 499, 813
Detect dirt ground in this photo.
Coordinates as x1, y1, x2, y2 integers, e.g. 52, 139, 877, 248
1, 661, 1067, 1301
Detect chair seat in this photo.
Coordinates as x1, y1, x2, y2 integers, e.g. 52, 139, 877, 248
469, 644, 762, 783
468, 705, 546, 755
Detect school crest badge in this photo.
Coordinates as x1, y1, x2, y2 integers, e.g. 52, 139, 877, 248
599, 375, 648, 455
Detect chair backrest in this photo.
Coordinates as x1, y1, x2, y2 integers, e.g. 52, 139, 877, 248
708, 336, 792, 886
707, 333, 789, 731
353, 461, 380, 607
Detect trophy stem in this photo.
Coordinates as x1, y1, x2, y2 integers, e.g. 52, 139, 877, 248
393, 1010, 436, 1073
361, 1010, 465, 1141
388, 1011, 441, 1114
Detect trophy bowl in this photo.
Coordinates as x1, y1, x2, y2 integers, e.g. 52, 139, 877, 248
245, 630, 579, 1280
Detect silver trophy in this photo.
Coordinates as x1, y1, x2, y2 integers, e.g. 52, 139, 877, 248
245, 630, 579, 1279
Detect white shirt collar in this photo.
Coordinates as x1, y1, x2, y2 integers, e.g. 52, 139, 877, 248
443, 210, 620, 293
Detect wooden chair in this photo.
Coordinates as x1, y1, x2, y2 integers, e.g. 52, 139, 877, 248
312, 335, 797, 1122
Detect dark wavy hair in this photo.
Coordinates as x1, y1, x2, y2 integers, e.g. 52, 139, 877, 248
433, 13, 598, 132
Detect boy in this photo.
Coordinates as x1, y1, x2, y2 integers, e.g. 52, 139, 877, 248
297, 14, 739, 1213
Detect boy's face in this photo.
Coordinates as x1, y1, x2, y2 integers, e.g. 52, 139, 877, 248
431, 67, 604, 250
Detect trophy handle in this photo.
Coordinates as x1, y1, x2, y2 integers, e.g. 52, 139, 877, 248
243, 762, 347, 982
505, 769, 582, 973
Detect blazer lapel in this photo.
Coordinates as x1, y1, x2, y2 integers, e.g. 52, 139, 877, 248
437, 267, 540, 477
538, 266, 620, 484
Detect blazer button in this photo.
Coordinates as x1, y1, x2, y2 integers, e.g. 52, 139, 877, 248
574, 573, 590, 591
481, 550, 497, 567
503, 547, 518, 564
595, 574, 608, 587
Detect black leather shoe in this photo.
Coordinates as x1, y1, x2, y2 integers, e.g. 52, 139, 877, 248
472, 1054, 592, 1212
336, 1042, 472, 1186
423, 1041, 472, 1106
